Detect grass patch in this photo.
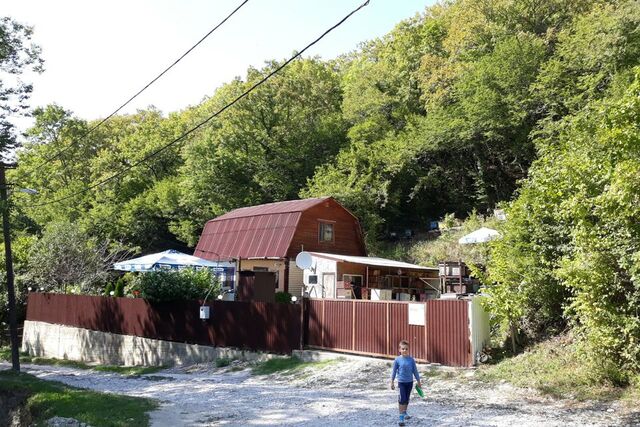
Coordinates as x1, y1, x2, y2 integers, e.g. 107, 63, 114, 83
0, 370, 157, 427
0, 346, 11, 360
215, 357, 232, 368
476, 336, 640, 402
252, 356, 337, 375
93, 365, 165, 376
0, 346, 164, 377
420, 368, 459, 380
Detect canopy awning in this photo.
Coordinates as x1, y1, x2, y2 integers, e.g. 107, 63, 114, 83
458, 227, 500, 244
308, 252, 438, 271
113, 249, 234, 272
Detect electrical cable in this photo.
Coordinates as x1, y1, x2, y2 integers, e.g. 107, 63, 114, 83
23, 0, 251, 179
24, 0, 370, 210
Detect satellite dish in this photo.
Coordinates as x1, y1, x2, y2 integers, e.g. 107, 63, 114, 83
295, 251, 313, 269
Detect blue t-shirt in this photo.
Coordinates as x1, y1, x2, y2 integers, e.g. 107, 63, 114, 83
391, 355, 420, 383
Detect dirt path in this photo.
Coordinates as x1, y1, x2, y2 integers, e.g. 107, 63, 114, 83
3, 357, 639, 426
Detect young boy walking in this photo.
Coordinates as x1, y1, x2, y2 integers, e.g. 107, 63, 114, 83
390, 340, 421, 426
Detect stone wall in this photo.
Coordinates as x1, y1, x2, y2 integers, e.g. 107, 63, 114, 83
21, 320, 278, 366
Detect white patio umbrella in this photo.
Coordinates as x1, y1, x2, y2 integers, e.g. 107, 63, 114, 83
113, 249, 229, 272
458, 227, 500, 245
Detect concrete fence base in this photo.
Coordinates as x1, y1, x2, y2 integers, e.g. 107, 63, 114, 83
21, 320, 279, 366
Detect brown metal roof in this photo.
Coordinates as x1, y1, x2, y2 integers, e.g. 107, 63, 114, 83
194, 197, 332, 259
214, 197, 331, 221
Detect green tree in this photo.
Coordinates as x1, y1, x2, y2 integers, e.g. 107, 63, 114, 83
175, 58, 348, 244
486, 68, 640, 378
24, 221, 127, 294
533, 1, 640, 118
0, 16, 44, 157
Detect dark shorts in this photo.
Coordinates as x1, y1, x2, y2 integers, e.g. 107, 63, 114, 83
398, 381, 413, 405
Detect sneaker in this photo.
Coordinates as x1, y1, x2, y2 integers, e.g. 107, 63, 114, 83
399, 415, 406, 426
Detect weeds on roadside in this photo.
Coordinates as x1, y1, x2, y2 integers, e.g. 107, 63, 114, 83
252, 356, 337, 375
215, 357, 233, 368
0, 346, 164, 376
476, 336, 640, 402
94, 365, 165, 376
421, 368, 459, 380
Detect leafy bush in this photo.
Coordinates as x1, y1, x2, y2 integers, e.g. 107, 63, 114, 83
114, 276, 126, 297
103, 283, 114, 297
24, 221, 129, 295
485, 68, 640, 378
127, 269, 219, 302
275, 292, 292, 303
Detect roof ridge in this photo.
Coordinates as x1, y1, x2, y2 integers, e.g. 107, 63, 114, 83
210, 197, 331, 222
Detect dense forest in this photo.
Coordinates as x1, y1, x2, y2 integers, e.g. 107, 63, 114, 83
2, 0, 640, 381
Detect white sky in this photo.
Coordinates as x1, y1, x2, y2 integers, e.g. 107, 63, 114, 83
2, 0, 433, 134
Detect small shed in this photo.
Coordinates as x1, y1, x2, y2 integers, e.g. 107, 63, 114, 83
194, 197, 366, 296
300, 252, 440, 300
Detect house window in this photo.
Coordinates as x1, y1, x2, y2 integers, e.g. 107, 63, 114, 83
318, 222, 334, 242
308, 275, 318, 284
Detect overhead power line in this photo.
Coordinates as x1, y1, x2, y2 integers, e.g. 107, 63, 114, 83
25, 0, 370, 210
25, 0, 251, 178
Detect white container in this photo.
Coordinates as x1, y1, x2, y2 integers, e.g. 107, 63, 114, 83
370, 289, 392, 301
199, 306, 210, 319
397, 293, 411, 301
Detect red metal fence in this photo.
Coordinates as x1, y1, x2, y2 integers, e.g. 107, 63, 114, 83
26, 293, 301, 354
26, 293, 473, 366
306, 298, 471, 367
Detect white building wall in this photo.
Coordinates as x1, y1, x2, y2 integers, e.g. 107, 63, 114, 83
469, 296, 491, 364
303, 256, 337, 298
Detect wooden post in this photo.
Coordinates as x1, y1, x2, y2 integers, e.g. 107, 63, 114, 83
424, 301, 428, 362
299, 295, 305, 350
386, 302, 390, 356
352, 300, 356, 351
283, 257, 290, 294
321, 299, 325, 348
0, 165, 19, 372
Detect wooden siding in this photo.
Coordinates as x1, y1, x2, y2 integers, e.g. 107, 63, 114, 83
287, 199, 366, 258
288, 261, 304, 298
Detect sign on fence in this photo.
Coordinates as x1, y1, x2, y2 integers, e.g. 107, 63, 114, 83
408, 303, 425, 326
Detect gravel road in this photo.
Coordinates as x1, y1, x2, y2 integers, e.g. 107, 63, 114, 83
3, 356, 639, 426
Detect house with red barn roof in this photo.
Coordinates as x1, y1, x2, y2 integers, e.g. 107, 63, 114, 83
194, 197, 367, 297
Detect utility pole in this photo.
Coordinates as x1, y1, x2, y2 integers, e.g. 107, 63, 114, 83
0, 163, 20, 372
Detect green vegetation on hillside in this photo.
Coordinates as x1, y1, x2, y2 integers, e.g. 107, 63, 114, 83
477, 336, 640, 403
